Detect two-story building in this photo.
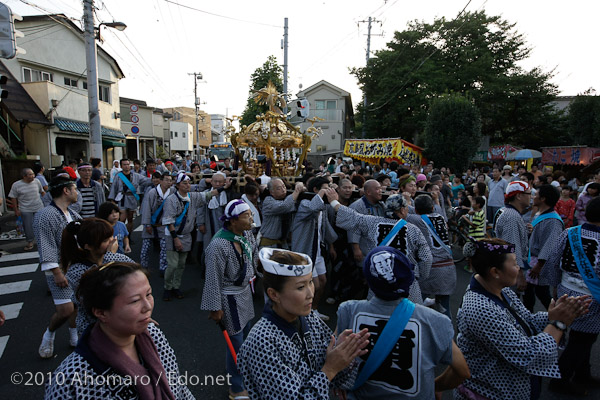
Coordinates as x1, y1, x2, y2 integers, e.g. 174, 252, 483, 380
169, 121, 193, 155
120, 97, 156, 161
1, 14, 126, 168
163, 106, 211, 157
293, 80, 355, 159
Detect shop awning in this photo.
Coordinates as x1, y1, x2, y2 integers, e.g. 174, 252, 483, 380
102, 139, 126, 147
54, 118, 126, 140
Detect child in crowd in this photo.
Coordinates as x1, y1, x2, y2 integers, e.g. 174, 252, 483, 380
555, 186, 576, 228
98, 202, 131, 254
461, 196, 486, 240
575, 182, 600, 225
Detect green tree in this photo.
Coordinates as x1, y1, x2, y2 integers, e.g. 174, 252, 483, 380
240, 55, 284, 127
352, 11, 563, 146
423, 94, 482, 172
567, 88, 600, 146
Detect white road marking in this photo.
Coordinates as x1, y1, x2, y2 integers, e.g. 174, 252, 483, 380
0, 252, 39, 263
0, 302, 23, 320
0, 263, 38, 276
0, 280, 32, 295
0, 336, 8, 359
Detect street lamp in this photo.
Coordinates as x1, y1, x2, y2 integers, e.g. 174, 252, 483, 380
96, 21, 127, 40
83, 0, 126, 170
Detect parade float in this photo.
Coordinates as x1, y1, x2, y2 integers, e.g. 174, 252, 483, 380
230, 81, 323, 177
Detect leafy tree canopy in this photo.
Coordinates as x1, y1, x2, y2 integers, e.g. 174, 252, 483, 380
424, 94, 482, 172
352, 10, 563, 147
567, 88, 600, 147
240, 55, 284, 127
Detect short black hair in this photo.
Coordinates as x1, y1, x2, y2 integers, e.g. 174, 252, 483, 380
537, 184, 560, 208
521, 172, 534, 182
474, 196, 486, 208
152, 171, 162, 179
586, 196, 600, 223
98, 201, 120, 221
470, 238, 513, 278
414, 194, 434, 214
90, 158, 101, 167
245, 183, 259, 196
49, 176, 74, 198
307, 176, 330, 193
376, 174, 391, 184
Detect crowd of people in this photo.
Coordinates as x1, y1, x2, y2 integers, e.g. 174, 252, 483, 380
3, 153, 600, 400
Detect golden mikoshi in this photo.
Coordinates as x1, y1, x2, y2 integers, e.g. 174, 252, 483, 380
231, 81, 323, 177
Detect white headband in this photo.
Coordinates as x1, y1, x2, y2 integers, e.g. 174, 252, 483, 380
221, 199, 250, 222
175, 172, 190, 184
259, 248, 313, 277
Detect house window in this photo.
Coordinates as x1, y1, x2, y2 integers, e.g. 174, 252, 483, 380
170, 131, 173, 139
83, 81, 87, 89
99, 85, 111, 104
315, 100, 337, 120
175, 132, 178, 138
182, 131, 186, 138
64, 77, 78, 88
22, 67, 53, 83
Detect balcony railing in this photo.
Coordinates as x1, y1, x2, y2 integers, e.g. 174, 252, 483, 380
311, 109, 343, 121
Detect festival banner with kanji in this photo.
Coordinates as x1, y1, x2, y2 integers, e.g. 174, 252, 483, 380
542, 147, 600, 166
344, 139, 424, 165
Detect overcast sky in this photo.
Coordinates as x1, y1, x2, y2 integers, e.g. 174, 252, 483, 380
7, 0, 600, 118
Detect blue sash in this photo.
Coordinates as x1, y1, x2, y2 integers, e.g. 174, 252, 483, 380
420, 214, 452, 256
532, 211, 563, 227
528, 211, 563, 263
352, 299, 416, 389
567, 226, 600, 303
117, 172, 140, 202
174, 195, 190, 228
378, 219, 407, 246
151, 200, 166, 225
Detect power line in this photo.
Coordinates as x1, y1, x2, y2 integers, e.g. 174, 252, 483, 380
366, 0, 476, 112
163, 0, 282, 28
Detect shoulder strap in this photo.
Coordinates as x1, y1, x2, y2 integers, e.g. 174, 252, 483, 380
352, 299, 416, 390
117, 172, 140, 202
567, 226, 600, 303
378, 219, 407, 246
420, 214, 452, 256
531, 211, 563, 227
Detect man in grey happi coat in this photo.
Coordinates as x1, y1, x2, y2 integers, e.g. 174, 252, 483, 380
162, 172, 220, 300
197, 172, 233, 252
348, 179, 386, 264
108, 158, 150, 235
291, 176, 337, 320
258, 178, 305, 248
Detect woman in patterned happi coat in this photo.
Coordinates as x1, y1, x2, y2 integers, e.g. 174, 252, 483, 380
454, 238, 590, 400
46, 262, 194, 400
238, 248, 370, 400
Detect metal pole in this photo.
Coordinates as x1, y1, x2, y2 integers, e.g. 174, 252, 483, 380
362, 16, 372, 139
189, 72, 201, 161
83, 0, 102, 164
283, 17, 288, 116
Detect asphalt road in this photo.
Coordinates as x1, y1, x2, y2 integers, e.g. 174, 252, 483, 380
0, 215, 598, 399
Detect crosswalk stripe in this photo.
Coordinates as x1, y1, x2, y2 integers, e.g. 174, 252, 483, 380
0, 280, 32, 295
0, 336, 8, 359
0, 263, 38, 277
0, 252, 39, 263
134, 224, 143, 232
0, 302, 23, 320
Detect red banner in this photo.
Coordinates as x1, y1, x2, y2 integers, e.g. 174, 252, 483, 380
542, 147, 600, 166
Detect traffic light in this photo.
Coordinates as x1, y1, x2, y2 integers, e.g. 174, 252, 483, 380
0, 75, 7, 100
0, 2, 24, 59
296, 98, 309, 118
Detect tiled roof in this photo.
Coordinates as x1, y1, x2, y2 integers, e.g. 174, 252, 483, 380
54, 118, 125, 139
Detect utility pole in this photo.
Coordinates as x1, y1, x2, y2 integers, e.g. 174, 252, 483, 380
358, 17, 381, 138
282, 17, 288, 116
83, 0, 102, 162
188, 72, 202, 161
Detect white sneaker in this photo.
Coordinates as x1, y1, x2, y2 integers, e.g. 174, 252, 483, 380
423, 298, 436, 307
38, 336, 54, 359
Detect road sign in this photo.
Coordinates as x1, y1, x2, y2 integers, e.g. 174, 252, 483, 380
131, 126, 139, 134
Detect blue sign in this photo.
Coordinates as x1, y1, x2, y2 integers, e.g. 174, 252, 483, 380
131, 126, 140, 134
